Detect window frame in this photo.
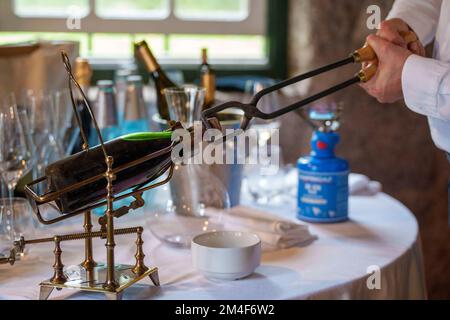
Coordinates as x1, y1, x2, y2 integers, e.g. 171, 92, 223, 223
1, 0, 265, 35
0, 0, 288, 81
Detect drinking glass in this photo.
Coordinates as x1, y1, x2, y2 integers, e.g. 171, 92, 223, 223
24, 91, 64, 192
0, 198, 36, 258
243, 81, 286, 204
164, 86, 205, 127
0, 94, 32, 198
0, 94, 32, 245
52, 89, 75, 155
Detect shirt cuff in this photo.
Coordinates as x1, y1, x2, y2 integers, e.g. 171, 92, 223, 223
402, 55, 450, 118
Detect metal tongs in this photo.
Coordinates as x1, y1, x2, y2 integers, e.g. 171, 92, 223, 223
202, 31, 418, 133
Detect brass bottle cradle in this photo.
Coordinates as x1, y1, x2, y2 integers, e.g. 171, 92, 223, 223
5, 52, 179, 300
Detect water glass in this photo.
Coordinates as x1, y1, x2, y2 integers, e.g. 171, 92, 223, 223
164, 86, 205, 127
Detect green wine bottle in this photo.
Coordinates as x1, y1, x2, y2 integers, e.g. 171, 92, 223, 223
45, 131, 173, 214
134, 40, 177, 122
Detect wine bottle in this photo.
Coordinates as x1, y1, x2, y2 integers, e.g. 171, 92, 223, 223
134, 40, 176, 121
45, 131, 174, 214
200, 48, 216, 110
73, 57, 93, 153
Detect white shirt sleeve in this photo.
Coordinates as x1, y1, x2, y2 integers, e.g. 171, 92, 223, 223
402, 55, 450, 121
387, 0, 442, 45
388, 0, 449, 121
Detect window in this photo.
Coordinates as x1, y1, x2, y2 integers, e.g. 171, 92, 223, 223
14, 0, 90, 18
95, 0, 169, 20
0, 0, 267, 63
174, 0, 249, 21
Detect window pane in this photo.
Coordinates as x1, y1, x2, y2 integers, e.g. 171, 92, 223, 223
0, 32, 266, 61
168, 34, 265, 60
174, 0, 249, 21
14, 0, 89, 18
95, 0, 169, 20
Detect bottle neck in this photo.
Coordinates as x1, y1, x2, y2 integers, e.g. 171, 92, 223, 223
136, 42, 160, 73
201, 49, 208, 65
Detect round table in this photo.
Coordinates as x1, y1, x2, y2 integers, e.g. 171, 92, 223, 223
0, 193, 426, 300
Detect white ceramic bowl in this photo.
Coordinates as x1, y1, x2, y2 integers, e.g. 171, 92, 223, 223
191, 231, 261, 281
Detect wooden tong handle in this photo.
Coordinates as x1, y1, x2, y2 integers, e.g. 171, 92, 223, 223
353, 30, 418, 63
356, 30, 418, 83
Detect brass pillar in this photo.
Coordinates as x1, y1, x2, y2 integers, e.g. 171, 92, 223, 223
104, 156, 118, 291
50, 237, 67, 285
132, 227, 149, 275
81, 211, 97, 270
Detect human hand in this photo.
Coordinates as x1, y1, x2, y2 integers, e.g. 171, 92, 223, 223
360, 35, 413, 103
377, 19, 425, 57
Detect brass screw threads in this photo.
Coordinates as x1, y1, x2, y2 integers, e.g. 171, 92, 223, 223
81, 211, 97, 270
132, 227, 149, 275
50, 237, 67, 285
104, 156, 118, 291
24, 227, 141, 245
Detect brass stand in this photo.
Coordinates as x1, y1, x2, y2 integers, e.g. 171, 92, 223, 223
37, 224, 160, 300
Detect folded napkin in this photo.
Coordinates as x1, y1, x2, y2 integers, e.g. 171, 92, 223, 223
349, 173, 382, 196
208, 206, 318, 251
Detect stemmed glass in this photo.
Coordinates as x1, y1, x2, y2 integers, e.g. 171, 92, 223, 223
52, 89, 75, 156
0, 93, 32, 243
24, 91, 65, 187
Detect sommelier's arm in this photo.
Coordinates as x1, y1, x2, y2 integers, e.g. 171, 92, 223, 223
387, 0, 442, 46
386, 0, 450, 120
361, 0, 450, 121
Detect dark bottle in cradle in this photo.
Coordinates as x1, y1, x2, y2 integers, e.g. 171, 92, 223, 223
72, 57, 93, 153
134, 40, 176, 122
45, 131, 174, 214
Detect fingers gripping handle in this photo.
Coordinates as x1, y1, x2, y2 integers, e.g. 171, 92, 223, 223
353, 30, 418, 63
355, 31, 418, 83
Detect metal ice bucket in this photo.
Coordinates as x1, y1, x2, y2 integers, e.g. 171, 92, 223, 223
152, 109, 244, 207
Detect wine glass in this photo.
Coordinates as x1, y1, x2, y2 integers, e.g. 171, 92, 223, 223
24, 91, 64, 190
0, 198, 36, 258
0, 94, 32, 244
52, 89, 75, 155
0, 94, 31, 197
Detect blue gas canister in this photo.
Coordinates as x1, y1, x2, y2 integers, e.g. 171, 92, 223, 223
297, 130, 349, 223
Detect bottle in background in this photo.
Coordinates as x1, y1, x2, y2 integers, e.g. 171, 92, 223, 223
73, 57, 92, 153
134, 40, 176, 122
122, 75, 149, 134
200, 48, 216, 110
89, 80, 120, 146
115, 67, 136, 126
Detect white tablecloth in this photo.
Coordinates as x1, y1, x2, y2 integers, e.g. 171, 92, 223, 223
0, 194, 426, 300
